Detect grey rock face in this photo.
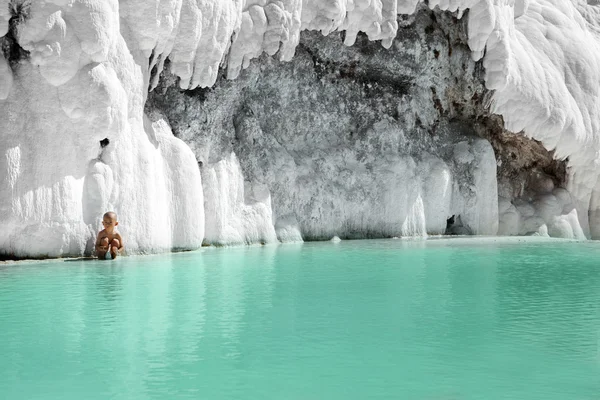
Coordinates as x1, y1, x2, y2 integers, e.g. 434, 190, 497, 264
147, 6, 565, 243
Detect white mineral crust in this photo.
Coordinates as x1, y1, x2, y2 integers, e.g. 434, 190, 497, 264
1, 0, 599, 256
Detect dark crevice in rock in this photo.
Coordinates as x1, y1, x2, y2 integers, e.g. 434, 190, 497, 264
182, 85, 214, 101
426, 5, 568, 197
1, 1, 31, 69
297, 37, 413, 96
445, 214, 472, 235
148, 49, 162, 91
0, 253, 51, 261
473, 114, 567, 198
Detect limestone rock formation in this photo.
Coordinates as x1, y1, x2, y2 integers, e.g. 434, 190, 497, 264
1, 0, 598, 257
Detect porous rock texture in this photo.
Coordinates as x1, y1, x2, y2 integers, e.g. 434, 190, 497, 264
149, 5, 585, 245
149, 8, 502, 244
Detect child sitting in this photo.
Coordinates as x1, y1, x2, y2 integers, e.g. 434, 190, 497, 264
95, 211, 124, 260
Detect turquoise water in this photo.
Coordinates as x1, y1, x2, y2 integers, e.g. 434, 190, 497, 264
1, 238, 600, 400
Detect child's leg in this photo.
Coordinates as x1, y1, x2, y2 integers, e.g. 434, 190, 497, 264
97, 237, 109, 260
110, 238, 120, 259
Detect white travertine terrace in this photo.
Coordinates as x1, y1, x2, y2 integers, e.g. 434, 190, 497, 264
1, 0, 600, 257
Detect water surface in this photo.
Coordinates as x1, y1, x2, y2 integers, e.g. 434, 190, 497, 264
1, 238, 599, 399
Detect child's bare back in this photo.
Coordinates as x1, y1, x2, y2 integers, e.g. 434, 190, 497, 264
95, 211, 124, 260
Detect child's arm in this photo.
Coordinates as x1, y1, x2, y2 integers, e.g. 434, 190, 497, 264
95, 231, 108, 252
116, 233, 125, 254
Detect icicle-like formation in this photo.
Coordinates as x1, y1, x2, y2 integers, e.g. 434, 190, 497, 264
0, 0, 204, 257
202, 152, 278, 246
119, 0, 402, 88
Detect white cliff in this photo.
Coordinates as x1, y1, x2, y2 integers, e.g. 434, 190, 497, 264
0, 0, 204, 257
0, 0, 598, 257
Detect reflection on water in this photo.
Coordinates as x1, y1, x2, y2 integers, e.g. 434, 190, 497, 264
1, 238, 600, 399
